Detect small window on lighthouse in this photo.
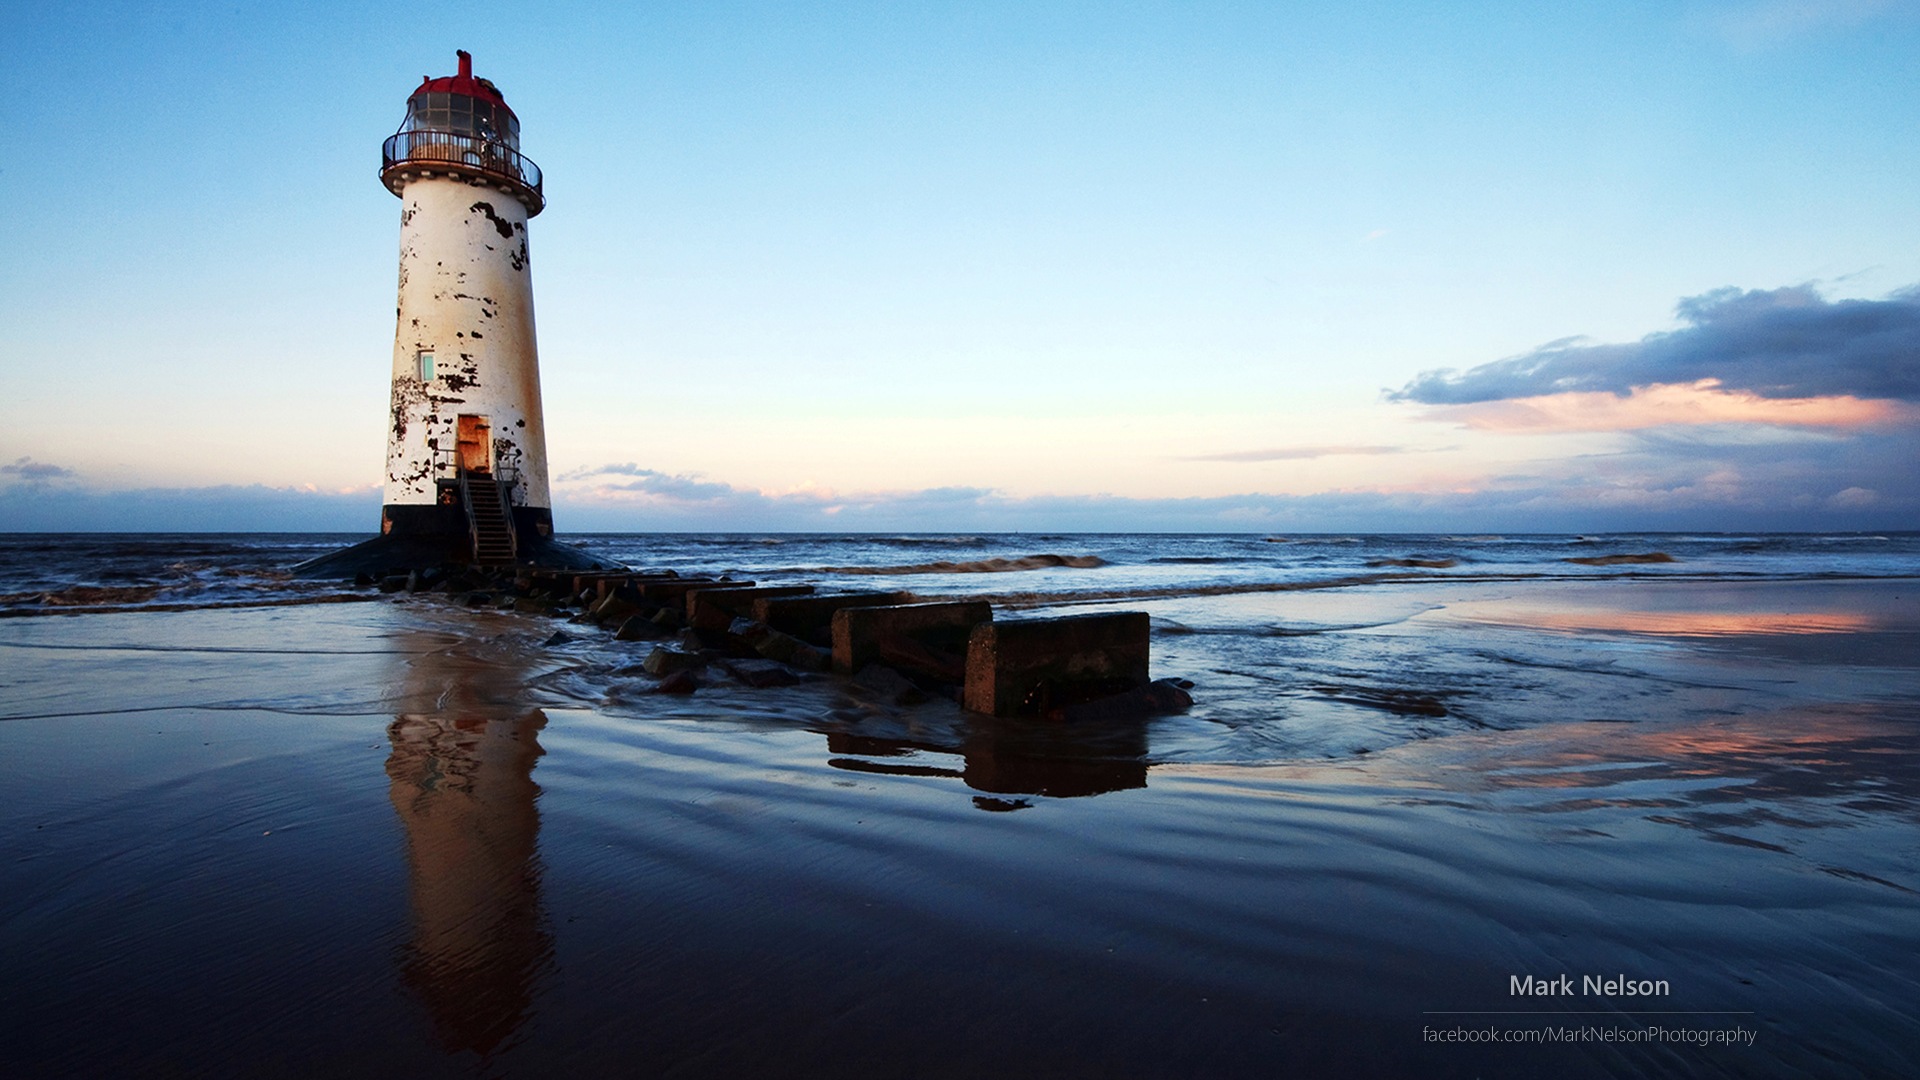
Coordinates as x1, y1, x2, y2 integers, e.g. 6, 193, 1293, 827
417, 350, 435, 381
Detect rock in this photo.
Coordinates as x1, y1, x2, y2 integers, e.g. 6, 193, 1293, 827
614, 615, 667, 641
728, 617, 829, 672
1047, 678, 1194, 723
541, 631, 572, 647
851, 663, 928, 706
590, 595, 648, 624
642, 646, 706, 676
723, 659, 801, 688
652, 670, 699, 694
378, 575, 409, 593
463, 591, 494, 608
650, 606, 685, 630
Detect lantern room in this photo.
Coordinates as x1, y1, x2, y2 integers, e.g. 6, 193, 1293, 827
380, 50, 543, 216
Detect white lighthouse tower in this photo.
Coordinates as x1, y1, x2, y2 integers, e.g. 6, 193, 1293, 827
378, 49, 551, 563
301, 51, 611, 577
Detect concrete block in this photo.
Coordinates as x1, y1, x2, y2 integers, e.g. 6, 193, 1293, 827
751, 591, 914, 646
833, 601, 993, 677
686, 585, 814, 632
635, 578, 749, 605
963, 612, 1150, 718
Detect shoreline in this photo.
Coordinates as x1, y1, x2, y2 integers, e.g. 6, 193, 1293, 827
0, 566, 1915, 1076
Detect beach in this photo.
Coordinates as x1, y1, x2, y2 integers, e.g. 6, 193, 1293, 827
1, 533, 1916, 1077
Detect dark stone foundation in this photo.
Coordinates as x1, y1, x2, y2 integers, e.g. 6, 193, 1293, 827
292, 503, 623, 579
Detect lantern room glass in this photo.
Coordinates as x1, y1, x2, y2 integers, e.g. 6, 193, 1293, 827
401, 92, 520, 149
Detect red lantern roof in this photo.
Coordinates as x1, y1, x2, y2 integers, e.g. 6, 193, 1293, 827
410, 50, 516, 119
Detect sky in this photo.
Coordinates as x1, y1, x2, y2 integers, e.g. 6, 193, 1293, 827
3, 0, 1918, 533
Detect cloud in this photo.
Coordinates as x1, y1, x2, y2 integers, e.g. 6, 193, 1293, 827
1, 456, 77, 481
1390, 284, 1920, 406
1417, 383, 1914, 433
1186, 445, 1410, 462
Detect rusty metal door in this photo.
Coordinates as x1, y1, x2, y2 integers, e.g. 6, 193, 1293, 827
456, 415, 492, 474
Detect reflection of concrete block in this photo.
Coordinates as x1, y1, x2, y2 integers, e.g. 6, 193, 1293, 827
684, 585, 814, 631
753, 591, 913, 645
963, 613, 1151, 718
833, 601, 993, 677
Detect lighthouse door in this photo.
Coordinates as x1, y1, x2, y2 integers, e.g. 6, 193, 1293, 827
456, 415, 493, 475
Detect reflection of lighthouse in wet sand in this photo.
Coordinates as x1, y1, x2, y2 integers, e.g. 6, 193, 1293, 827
384, 631, 552, 1055
300, 51, 612, 577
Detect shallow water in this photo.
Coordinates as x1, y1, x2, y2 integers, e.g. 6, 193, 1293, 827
1, 536, 1917, 1077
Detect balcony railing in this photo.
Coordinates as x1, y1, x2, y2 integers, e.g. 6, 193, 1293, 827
382, 130, 544, 214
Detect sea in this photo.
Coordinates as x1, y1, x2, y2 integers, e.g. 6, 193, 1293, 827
1, 531, 1917, 1077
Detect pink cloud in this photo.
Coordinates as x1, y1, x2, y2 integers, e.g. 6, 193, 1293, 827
1416, 381, 1915, 433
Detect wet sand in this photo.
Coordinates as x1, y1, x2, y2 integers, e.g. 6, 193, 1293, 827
0, 578, 1915, 1077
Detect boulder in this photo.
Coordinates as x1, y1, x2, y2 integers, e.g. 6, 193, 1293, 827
614, 615, 668, 641
723, 659, 802, 688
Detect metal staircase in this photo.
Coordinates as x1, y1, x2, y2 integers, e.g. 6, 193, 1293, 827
458, 469, 519, 566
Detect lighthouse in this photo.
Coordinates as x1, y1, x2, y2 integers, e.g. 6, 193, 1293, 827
302, 51, 612, 576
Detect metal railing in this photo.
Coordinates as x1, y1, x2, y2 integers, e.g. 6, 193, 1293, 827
432, 448, 521, 502
382, 130, 543, 211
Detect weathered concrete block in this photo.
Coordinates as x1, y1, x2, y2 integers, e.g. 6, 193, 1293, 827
833, 601, 993, 677
636, 578, 748, 605
686, 585, 814, 632
751, 591, 914, 646
963, 612, 1151, 718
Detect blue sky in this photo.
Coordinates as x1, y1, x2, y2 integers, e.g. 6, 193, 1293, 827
3, 1, 1917, 532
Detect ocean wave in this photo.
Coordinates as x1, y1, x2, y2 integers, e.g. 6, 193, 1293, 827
1151, 556, 1246, 565
822, 554, 1108, 576
0, 585, 167, 607
1564, 552, 1676, 566
1366, 557, 1459, 569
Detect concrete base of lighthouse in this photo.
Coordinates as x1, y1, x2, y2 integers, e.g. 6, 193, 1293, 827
293, 506, 623, 579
